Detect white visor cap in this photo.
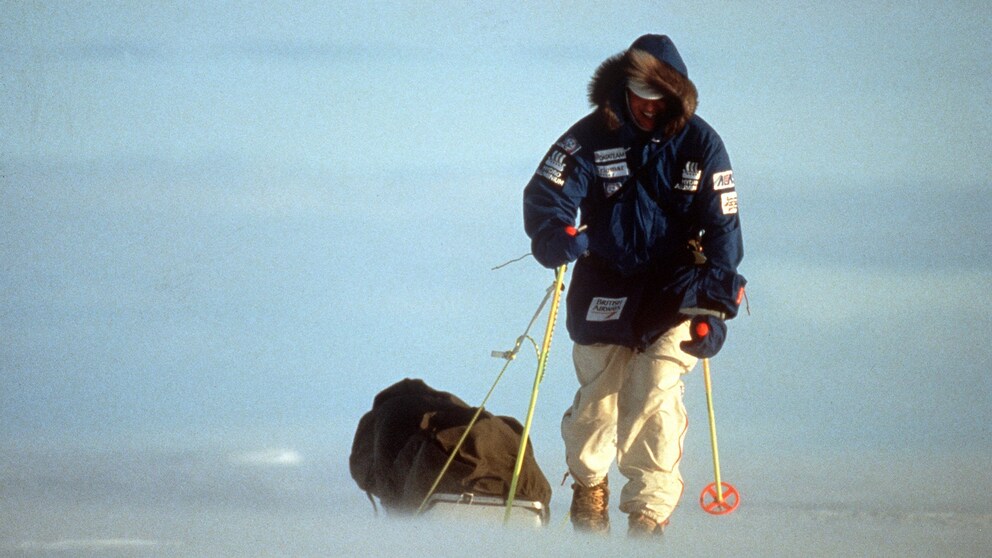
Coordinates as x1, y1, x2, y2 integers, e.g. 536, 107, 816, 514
627, 78, 665, 100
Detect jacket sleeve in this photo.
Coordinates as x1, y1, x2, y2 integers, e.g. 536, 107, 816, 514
680, 132, 747, 319
522, 135, 592, 268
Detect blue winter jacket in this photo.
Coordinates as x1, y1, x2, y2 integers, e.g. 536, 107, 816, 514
523, 35, 746, 349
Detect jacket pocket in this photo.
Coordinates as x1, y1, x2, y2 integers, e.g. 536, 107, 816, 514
566, 260, 646, 347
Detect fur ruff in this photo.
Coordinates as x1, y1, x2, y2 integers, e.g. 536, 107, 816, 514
587, 48, 698, 137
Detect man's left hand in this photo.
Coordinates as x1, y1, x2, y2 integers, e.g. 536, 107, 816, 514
680, 315, 727, 359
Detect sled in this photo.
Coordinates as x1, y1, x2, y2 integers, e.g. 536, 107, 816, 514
422, 492, 548, 527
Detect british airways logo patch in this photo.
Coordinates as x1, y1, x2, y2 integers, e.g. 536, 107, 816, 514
586, 297, 627, 322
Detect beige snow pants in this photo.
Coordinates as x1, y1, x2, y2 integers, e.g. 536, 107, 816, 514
561, 320, 697, 524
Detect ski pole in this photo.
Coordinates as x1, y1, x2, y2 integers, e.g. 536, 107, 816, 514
703, 358, 724, 499
699, 357, 740, 514
503, 263, 567, 524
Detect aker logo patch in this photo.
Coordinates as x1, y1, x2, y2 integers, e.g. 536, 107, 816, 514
596, 162, 629, 179
721, 191, 739, 215
586, 296, 627, 322
712, 170, 735, 191
594, 147, 627, 163
556, 135, 581, 155
676, 161, 702, 192
536, 148, 573, 188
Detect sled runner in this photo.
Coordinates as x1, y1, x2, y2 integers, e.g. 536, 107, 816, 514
422, 493, 548, 527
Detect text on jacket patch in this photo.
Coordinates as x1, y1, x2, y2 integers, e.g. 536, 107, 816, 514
596, 162, 629, 179
594, 147, 627, 163
677, 161, 701, 191
712, 170, 735, 191
537, 149, 569, 187
586, 297, 627, 322
721, 191, 738, 215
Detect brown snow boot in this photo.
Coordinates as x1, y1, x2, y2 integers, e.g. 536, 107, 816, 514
569, 477, 610, 534
627, 512, 666, 538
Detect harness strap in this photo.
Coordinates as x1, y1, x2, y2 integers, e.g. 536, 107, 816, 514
364, 491, 379, 516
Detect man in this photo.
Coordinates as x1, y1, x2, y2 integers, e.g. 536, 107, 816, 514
522, 34, 746, 538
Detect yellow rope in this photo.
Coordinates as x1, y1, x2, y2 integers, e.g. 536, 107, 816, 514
414, 274, 559, 516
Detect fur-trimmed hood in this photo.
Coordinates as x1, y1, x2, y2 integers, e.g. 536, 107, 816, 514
588, 34, 698, 137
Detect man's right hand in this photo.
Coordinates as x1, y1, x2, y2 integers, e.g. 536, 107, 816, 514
533, 225, 589, 268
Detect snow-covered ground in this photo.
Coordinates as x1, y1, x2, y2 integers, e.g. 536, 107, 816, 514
2, 444, 988, 557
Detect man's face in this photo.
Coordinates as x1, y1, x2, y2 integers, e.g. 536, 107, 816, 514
626, 89, 667, 132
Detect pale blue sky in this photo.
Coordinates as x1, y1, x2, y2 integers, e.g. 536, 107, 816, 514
2, 0, 990, 469
4, 2, 989, 180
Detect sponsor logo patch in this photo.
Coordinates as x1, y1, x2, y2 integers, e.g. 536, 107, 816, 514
676, 161, 702, 192
586, 297, 627, 322
712, 170, 735, 191
721, 191, 739, 215
545, 150, 567, 172
596, 162, 629, 179
594, 147, 627, 163
556, 135, 581, 155
536, 149, 571, 187
603, 182, 622, 198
